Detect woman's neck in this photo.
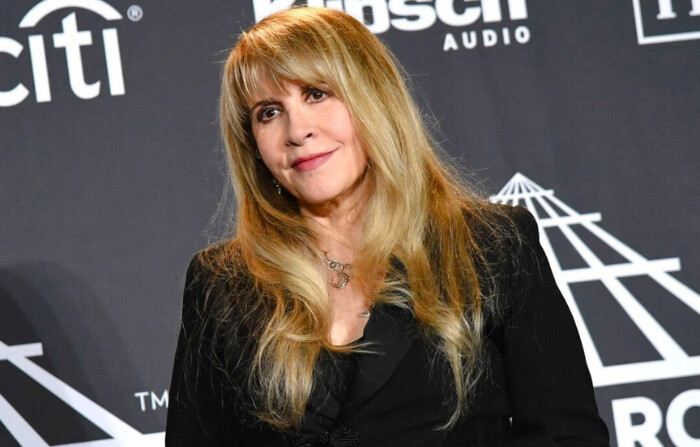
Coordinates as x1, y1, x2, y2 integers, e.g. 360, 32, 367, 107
302, 208, 362, 262
298, 183, 368, 261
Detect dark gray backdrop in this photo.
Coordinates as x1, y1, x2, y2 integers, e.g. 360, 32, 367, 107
1, 1, 698, 446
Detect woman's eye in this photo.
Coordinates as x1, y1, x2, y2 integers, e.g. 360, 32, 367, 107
307, 88, 327, 102
258, 106, 279, 122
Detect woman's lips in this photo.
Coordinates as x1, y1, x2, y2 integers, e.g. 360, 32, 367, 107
292, 150, 335, 172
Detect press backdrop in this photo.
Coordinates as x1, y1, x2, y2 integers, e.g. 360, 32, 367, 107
1, 1, 698, 446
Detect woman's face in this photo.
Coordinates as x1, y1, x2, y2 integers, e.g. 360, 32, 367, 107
249, 80, 368, 216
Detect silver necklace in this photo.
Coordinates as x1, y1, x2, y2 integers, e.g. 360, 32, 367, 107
358, 307, 372, 318
323, 251, 353, 289
322, 251, 372, 318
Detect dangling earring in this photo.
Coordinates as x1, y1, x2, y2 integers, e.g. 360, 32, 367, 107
272, 178, 282, 195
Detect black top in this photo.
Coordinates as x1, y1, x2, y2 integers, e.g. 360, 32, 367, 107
165, 206, 610, 446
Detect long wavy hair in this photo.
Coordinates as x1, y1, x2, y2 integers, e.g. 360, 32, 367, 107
207, 6, 514, 430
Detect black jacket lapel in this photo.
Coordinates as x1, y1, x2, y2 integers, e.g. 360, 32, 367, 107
303, 351, 348, 432
301, 303, 418, 431
343, 302, 419, 417
301, 257, 417, 432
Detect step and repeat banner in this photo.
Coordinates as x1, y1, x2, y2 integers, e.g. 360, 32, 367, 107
1, 1, 698, 445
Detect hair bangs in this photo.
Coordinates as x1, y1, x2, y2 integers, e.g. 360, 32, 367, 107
229, 18, 356, 114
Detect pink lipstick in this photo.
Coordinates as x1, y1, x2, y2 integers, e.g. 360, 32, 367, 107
292, 150, 335, 172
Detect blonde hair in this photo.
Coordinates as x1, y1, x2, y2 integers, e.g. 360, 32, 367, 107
210, 6, 513, 430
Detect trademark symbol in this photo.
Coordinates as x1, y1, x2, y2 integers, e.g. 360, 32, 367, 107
134, 390, 168, 411
127, 5, 143, 22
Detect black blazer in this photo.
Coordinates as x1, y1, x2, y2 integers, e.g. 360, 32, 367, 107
166, 206, 610, 446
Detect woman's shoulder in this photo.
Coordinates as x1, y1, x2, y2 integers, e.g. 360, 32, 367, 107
464, 202, 544, 294
464, 201, 537, 250
503, 204, 538, 237
187, 238, 245, 278
183, 238, 253, 307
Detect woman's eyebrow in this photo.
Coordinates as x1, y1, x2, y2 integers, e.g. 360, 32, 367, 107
249, 98, 278, 112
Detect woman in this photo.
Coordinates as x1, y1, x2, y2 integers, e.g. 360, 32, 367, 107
166, 7, 610, 446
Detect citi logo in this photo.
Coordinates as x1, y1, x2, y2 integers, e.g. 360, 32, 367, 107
633, 0, 700, 44
0, 0, 129, 107
253, 0, 529, 51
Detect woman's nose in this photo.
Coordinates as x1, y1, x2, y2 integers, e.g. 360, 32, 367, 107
285, 108, 315, 146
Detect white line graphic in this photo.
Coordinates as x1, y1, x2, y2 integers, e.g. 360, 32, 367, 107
0, 394, 49, 447
491, 172, 700, 387
0, 340, 164, 446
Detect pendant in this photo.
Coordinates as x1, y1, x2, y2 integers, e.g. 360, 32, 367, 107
330, 271, 350, 289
